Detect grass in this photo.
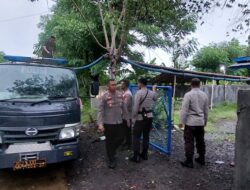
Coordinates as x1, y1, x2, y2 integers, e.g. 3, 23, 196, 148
81, 100, 97, 125
206, 103, 237, 132
214, 134, 235, 143
173, 102, 237, 132
82, 108, 97, 125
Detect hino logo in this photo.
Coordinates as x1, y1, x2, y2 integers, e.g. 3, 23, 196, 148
25, 128, 38, 136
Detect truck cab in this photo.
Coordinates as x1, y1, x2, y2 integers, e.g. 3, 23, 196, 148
0, 56, 82, 170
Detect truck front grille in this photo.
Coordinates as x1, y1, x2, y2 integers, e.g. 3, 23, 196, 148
0, 125, 63, 144
20, 153, 39, 161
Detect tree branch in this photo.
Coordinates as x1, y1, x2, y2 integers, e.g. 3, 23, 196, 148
117, 0, 128, 57
114, 0, 126, 42
98, 2, 110, 48
222, 0, 228, 9
108, 1, 116, 53
71, 0, 107, 50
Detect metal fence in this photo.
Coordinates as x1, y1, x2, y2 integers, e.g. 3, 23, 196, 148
129, 85, 173, 155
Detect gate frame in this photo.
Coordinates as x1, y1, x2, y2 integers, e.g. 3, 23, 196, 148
129, 85, 173, 155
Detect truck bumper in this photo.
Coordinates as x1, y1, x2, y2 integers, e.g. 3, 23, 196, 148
0, 141, 79, 169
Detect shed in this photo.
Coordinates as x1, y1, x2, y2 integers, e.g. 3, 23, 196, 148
229, 56, 250, 70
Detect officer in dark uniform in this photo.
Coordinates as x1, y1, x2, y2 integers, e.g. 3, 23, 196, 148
42, 36, 56, 58
97, 79, 129, 169
130, 78, 157, 162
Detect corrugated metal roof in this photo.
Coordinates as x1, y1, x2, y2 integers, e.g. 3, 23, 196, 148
229, 62, 250, 69
233, 56, 250, 63
131, 61, 250, 81
229, 56, 250, 70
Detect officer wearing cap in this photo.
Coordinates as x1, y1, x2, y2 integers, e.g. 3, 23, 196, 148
130, 78, 157, 163
97, 79, 129, 169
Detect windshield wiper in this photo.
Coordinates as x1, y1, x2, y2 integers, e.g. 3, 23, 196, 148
48, 96, 76, 100
0, 98, 28, 102
30, 96, 76, 106
47, 95, 68, 99
31, 99, 52, 106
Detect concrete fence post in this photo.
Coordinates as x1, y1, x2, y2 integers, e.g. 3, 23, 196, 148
224, 81, 227, 102
210, 80, 215, 109
234, 90, 250, 190
172, 75, 177, 119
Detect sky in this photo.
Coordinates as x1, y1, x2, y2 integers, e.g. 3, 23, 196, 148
0, 0, 53, 56
0, 0, 248, 66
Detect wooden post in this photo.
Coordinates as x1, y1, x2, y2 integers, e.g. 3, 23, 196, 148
210, 79, 215, 110
172, 75, 177, 120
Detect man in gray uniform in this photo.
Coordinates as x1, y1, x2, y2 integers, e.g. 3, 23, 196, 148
121, 79, 133, 149
98, 79, 129, 169
130, 78, 157, 163
180, 78, 209, 168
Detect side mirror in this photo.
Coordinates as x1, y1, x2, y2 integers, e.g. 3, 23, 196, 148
90, 81, 99, 96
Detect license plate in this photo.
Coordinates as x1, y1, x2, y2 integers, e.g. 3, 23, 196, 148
13, 159, 46, 170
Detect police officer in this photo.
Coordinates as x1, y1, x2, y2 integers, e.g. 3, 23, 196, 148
97, 79, 129, 169
180, 78, 209, 168
121, 79, 133, 149
42, 36, 56, 58
130, 78, 157, 163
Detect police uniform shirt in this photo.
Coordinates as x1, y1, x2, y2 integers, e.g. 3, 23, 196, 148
98, 91, 128, 125
180, 88, 209, 126
133, 88, 157, 121
123, 89, 133, 120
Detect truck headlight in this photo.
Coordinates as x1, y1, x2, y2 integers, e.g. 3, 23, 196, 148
59, 128, 75, 140
64, 123, 80, 128
59, 123, 81, 140
65, 122, 81, 136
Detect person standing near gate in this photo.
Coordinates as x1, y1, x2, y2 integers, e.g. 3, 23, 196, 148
97, 79, 129, 169
121, 79, 133, 150
180, 78, 209, 168
130, 78, 157, 163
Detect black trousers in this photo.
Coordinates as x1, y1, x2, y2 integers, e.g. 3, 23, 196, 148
133, 118, 153, 152
123, 120, 132, 147
104, 124, 124, 161
184, 125, 206, 160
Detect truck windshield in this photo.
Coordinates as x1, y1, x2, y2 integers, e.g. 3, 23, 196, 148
0, 64, 77, 101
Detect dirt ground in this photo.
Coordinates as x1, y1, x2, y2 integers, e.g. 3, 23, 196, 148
0, 165, 68, 190
0, 120, 236, 190
66, 120, 236, 190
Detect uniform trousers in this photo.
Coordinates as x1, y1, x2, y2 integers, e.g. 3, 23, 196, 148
104, 124, 124, 161
184, 125, 206, 160
133, 118, 153, 152
123, 120, 132, 147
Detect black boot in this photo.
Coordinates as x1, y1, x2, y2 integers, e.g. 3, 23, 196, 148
195, 156, 205, 165
140, 149, 148, 160
121, 143, 131, 151
129, 151, 140, 163
108, 158, 117, 169
181, 158, 194, 168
